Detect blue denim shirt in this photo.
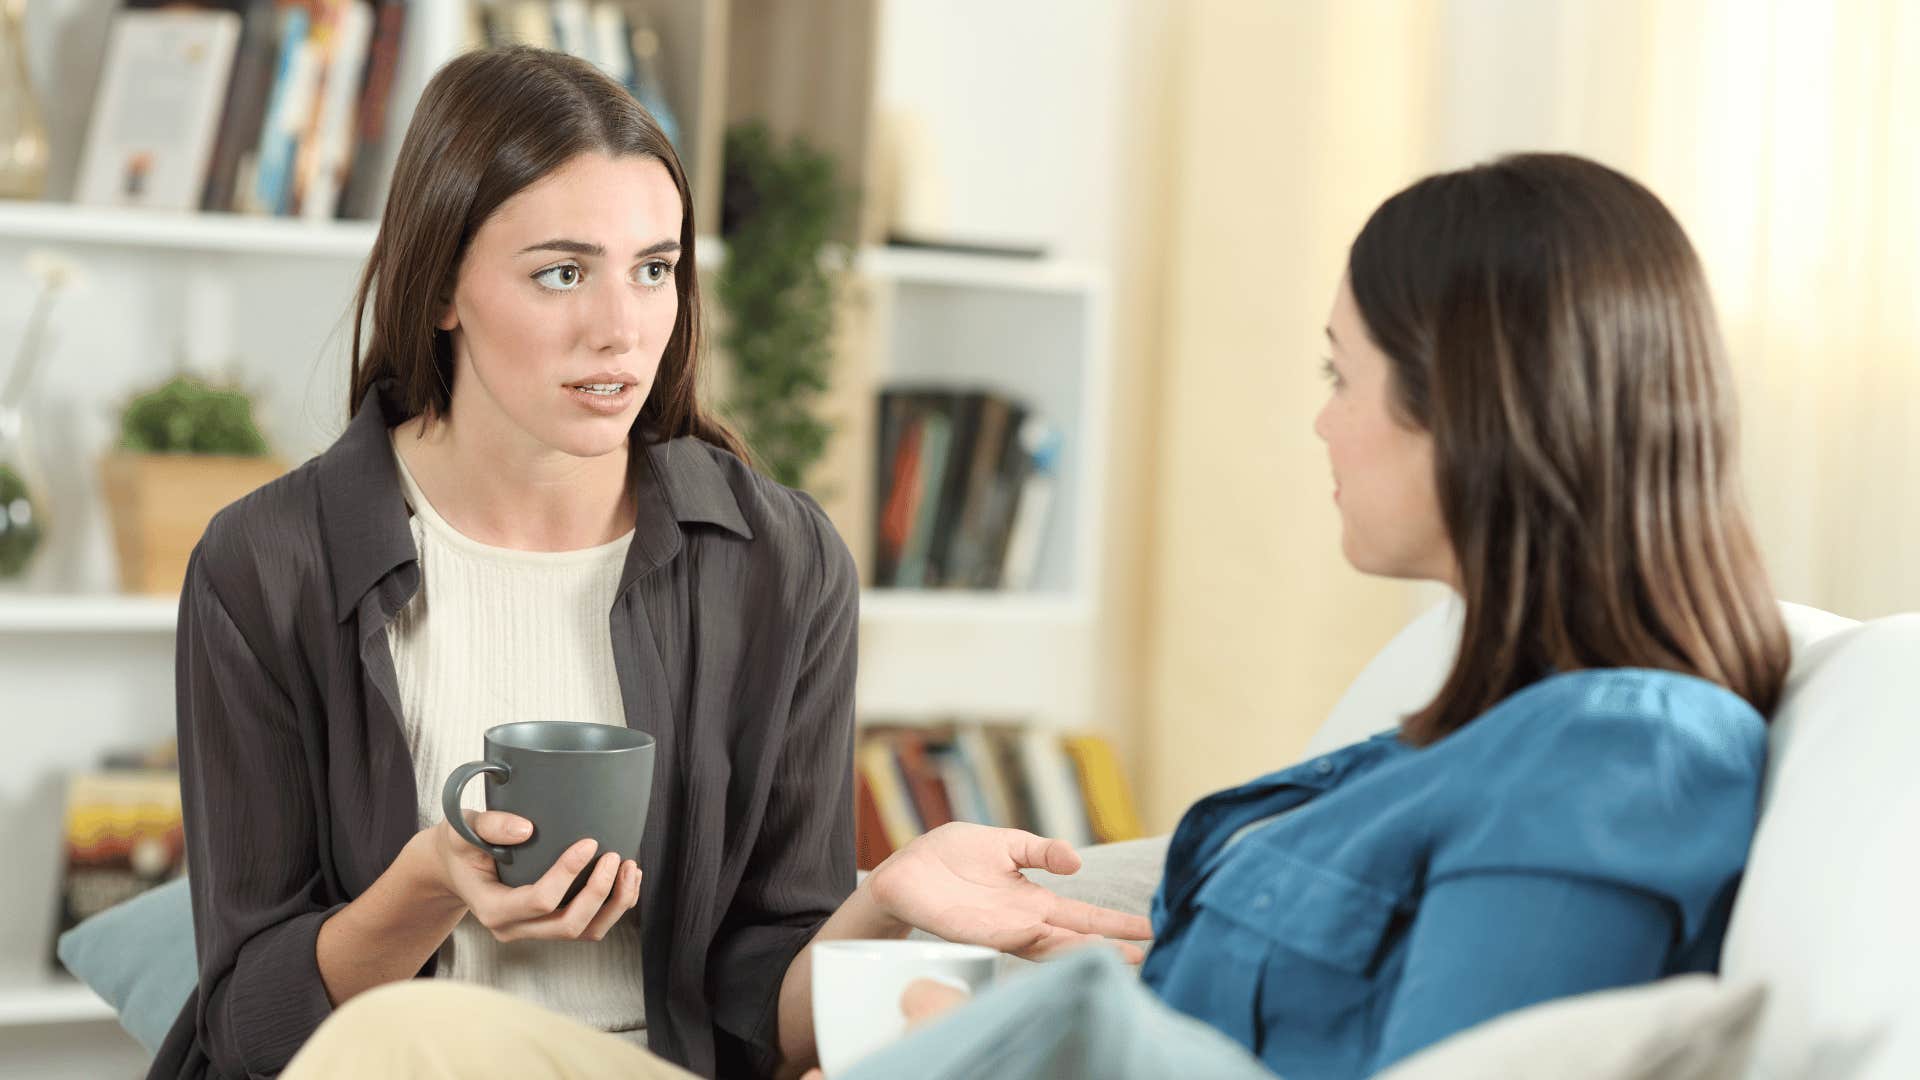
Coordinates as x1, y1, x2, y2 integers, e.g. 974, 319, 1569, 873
1140, 668, 1767, 1079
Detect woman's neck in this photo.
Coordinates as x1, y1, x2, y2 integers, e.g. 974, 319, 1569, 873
391, 413, 636, 552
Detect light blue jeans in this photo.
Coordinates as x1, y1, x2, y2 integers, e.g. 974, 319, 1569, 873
841, 946, 1279, 1080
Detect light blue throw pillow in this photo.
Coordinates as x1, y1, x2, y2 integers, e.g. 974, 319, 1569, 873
55, 875, 197, 1054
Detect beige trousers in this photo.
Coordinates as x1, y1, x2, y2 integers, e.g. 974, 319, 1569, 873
283, 979, 700, 1080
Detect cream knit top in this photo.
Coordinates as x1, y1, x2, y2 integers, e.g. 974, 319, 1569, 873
385, 433, 648, 1045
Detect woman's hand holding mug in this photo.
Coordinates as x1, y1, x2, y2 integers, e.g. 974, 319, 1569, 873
421, 810, 640, 943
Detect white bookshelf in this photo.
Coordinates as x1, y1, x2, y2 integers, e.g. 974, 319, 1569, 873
0, 0, 1115, 1067
0, 970, 113, 1027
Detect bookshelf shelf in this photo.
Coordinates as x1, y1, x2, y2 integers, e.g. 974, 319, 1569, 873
0, 590, 1079, 635
0, 203, 1098, 295
0, 199, 380, 259
855, 246, 1104, 294
0, 594, 178, 633
0, 969, 114, 1027
861, 589, 1086, 625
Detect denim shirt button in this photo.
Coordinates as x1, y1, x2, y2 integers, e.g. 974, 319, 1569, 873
1253, 892, 1273, 910
1314, 759, 1335, 776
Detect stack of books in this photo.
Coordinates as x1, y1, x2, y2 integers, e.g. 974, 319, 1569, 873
465, 1, 682, 150
873, 388, 1061, 590
49, 740, 184, 970
74, 0, 675, 221
854, 723, 1142, 871
78, 0, 411, 219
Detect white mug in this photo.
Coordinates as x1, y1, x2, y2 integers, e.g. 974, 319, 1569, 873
811, 939, 999, 1076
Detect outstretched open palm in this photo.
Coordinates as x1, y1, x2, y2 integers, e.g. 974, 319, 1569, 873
865, 822, 1154, 962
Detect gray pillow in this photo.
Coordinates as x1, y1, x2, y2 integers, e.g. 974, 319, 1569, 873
55, 875, 197, 1054
1375, 975, 1768, 1080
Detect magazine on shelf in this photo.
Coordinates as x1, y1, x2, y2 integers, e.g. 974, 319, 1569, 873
75, 8, 244, 211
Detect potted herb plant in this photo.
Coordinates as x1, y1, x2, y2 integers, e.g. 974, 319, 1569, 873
99, 374, 283, 595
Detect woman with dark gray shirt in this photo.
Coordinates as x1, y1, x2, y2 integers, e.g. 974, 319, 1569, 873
155, 46, 1146, 1080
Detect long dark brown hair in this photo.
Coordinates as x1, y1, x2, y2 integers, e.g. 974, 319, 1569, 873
347, 46, 747, 460
1348, 153, 1790, 745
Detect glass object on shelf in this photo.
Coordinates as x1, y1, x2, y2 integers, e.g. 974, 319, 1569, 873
0, 404, 46, 581
0, 0, 50, 200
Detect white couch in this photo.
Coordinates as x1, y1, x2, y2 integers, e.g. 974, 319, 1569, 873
1017, 599, 1920, 1079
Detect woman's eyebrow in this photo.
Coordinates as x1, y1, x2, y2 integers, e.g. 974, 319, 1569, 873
515, 238, 682, 257
1325, 326, 1340, 349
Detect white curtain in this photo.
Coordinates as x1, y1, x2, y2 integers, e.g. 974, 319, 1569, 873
1433, 0, 1920, 619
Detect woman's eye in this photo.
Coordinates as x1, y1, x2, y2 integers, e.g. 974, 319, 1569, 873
638, 261, 674, 288
534, 264, 583, 290
1320, 357, 1343, 387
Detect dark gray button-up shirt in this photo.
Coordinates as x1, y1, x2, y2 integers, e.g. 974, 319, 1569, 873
152, 384, 858, 1079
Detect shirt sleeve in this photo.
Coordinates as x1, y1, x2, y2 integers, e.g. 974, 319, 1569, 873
706, 497, 860, 1077
1427, 688, 1766, 946
176, 544, 346, 1076
1367, 871, 1673, 1072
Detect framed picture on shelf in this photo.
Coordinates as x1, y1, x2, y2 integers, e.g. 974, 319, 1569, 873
73, 9, 243, 212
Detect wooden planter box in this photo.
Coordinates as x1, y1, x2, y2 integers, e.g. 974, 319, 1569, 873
100, 453, 286, 596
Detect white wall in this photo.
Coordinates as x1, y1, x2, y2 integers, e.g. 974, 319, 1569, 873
876, 0, 1123, 259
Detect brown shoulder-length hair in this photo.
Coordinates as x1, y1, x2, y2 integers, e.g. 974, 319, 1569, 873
1348, 153, 1791, 745
347, 46, 746, 460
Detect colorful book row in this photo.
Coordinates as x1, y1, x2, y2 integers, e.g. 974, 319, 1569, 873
854, 724, 1143, 872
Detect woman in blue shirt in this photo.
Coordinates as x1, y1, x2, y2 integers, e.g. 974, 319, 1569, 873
288, 153, 1790, 1079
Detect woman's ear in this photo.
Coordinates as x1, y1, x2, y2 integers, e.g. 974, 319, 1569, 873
436, 301, 458, 332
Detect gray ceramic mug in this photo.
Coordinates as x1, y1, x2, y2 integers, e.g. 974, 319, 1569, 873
442, 721, 656, 905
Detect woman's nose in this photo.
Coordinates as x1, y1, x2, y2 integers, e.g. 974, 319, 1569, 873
584, 281, 642, 354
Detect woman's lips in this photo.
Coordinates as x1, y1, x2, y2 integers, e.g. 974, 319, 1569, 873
566, 382, 634, 414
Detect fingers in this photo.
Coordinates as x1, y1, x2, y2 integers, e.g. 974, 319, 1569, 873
1006, 831, 1082, 877
473, 838, 598, 930
1042, 896, 1155, 943
1012, 928, 1147, 965
579, 860, 642, 941
900, 978, 970, 1029
527, 851, 625, 939
466, 810, 535, 847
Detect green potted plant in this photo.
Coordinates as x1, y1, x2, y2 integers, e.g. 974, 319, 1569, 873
100, 374, 282, 595
716, 120, 847, 488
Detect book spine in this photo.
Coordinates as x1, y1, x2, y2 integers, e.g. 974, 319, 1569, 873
300, 0, 373, 221
893, 407, 951, 589
924, 391, 984, 588
249, 5, 314, 216
200, 0, 282, 212
875, 413, 924, 587
335, 0, 404, 220
947, 394, 1015, 589
998, 419, 1060, 591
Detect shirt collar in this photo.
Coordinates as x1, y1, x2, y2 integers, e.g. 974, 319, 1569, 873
318, 381, 752, 620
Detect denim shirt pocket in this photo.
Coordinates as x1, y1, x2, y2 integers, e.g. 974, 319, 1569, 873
1186, 846, 1402, 1064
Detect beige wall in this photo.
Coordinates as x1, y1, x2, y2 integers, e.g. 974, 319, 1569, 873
1133, 2, 1440, 832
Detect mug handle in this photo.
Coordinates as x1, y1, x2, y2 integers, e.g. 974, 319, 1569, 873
442, 761, 516, 862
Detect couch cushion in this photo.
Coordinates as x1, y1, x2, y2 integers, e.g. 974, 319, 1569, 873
1305, 599, 1856, 757
1720, 614, 1920, 1080
1374, 974, 1767, 1080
